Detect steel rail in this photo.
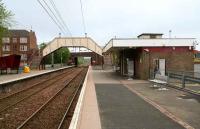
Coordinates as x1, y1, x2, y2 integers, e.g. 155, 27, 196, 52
0, 68, 75, 113
16, 68, 85, 129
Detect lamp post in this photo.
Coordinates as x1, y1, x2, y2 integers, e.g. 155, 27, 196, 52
169, 30, 172, 38
61, 50, 64, 67
51, 53, 54, 68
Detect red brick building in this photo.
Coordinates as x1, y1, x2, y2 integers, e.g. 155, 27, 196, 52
103, 33, 196, 79
0, 29, 38, 65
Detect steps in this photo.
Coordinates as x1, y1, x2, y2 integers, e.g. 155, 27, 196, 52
27, 49, 42, 69
29, 56, 42, 69
103, 54, 112, 65
103, 54, 113, 70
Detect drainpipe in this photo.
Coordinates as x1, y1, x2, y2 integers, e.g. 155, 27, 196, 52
149, 52, 151, 79
123, 49, 124, 76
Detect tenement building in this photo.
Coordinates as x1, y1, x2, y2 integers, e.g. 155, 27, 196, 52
0, 29, 37, 65
103, 33, 196, 79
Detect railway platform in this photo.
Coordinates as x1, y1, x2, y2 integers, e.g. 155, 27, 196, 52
0, 66, 72, 85
75, 67, 200, 129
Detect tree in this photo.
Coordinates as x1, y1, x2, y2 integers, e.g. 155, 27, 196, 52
0, 0, 14, 38
44, 47, 71, 65
39, 43, 52, 64
39, 42, 47, 50
54, 47, 70, 64
39, 42, 71, 65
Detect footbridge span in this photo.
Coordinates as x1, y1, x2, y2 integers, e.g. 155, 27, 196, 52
42, 37, 102, 56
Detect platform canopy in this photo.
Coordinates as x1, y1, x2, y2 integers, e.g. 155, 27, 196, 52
43, 37, 103, 56
103, 38, 196, 53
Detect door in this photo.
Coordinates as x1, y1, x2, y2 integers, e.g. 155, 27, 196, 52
194, 64, 200, 78
159, 59, 165, 76
127, 58, 134, 77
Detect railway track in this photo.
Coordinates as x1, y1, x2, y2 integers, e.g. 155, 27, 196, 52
17, 68, 87, 129
0, 67, 87, 129
57, 77, 83, 129
0, 68, 75, 113
0, 68, 71, 98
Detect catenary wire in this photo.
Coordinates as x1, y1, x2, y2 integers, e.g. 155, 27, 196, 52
37, 0, 66, 34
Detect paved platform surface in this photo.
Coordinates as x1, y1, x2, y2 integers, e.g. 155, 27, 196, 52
76, 67, 101, 129
96, 84, 185, 129
121, 80, 200, 129
0, 66, 72, 84
93, 70, 187, 129
93, 70, 200, 129
0, 70, 48, 84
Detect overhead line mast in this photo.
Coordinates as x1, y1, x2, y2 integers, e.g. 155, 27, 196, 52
79, 0, 87, 36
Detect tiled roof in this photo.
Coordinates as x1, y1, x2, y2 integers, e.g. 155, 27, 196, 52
6, 29, 30, 37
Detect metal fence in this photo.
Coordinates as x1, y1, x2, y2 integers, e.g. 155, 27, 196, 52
167, 71, 200, 94
149, 69, 200, 94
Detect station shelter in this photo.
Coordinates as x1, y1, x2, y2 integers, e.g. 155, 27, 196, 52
103, 33, 196, 79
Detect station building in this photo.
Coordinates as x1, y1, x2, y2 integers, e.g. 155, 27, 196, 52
103, 33, 196, 79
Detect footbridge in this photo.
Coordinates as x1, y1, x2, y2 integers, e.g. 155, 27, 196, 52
42, 37, 103, 56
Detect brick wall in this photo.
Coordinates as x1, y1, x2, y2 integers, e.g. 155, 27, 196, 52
139, 47, 194, 79
118, 47, 194, 80
29, 31, 37, 49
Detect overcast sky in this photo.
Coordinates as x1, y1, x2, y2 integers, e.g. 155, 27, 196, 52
3, 0, 200, 49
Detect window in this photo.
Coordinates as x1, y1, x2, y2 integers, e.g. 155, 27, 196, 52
2, 37, 10, 43
20, 37, 28, 43
13, 45, 18, 51
2, 54, 10, 57
21, 54, 27, 61
150, 35, 156, 39
20, 45, 28, 51
153, 58, 166, 76
13, 38, 17, 43
2, 45, 10, 51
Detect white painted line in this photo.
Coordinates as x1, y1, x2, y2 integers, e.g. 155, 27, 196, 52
0, 66, 73, 85
68, 66, 90, 129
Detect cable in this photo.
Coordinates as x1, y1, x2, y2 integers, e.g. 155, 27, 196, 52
48, 0, 76, 52
79, 0, 87, 35
41, 0, 67, 35
37, 0, 66, 34
49, 0, 72, 36
37, 0, 82, 53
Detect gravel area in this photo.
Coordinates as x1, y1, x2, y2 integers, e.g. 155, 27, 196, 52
0, 67, 83, 129
59, 79, 83, 129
